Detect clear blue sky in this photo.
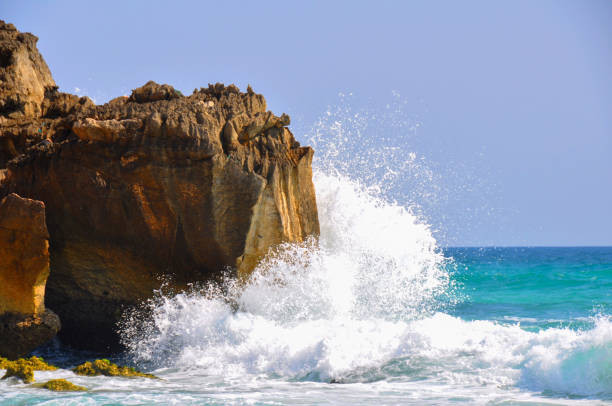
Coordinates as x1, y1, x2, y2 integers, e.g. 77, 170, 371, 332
2, 0, 610, 246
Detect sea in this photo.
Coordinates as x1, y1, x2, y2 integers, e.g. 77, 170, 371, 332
1, 106, 612, 405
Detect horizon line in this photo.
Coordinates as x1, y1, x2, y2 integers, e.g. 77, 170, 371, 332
441, 245, 612, 249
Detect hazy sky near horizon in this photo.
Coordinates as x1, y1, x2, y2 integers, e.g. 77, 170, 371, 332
2, 0, 611, 246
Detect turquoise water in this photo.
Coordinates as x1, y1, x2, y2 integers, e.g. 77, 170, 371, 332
1, 172, 612, 405
448, 247, 612, 331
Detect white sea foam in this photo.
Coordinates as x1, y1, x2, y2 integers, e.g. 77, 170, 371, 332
120, 170, 612, 400
121, 170, 449, 377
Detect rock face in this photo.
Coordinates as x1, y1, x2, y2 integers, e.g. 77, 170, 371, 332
0, 20, 93, 169
0, 193, 60, 359
0, 21, 319, 350
0, 193, 49, 315
0, 21, 55, 119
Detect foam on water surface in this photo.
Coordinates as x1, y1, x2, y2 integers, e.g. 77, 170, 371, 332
115, 170, 612, 403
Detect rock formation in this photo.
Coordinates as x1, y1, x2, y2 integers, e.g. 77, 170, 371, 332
0, 193, 60, 359
0, 21, 319, 350
0, 21, 55, 119
39, 379, 87, 392
0, 355, 58, 383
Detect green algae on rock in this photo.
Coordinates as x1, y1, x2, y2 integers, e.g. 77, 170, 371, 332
0, 356, 58, 383
73, 359, 156, 379
23, 356, 57, 371
1, 359, 34, 383
0, 356, 57, 371
38, 378, 87, 391
0, 357, 9, 369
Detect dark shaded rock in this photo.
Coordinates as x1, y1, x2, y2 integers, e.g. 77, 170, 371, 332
0, 310, 61, 360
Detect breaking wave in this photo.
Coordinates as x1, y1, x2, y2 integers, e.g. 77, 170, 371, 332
119, 95, 612, 400
120, 170, 612, 399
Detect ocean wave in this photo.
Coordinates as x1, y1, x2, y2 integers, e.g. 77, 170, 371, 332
120, 171, 612, 399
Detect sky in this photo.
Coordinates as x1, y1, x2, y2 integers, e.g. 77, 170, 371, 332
2, 0, 610, 246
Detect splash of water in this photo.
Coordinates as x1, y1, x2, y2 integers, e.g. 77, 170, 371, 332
120, 169, 450, 379
305, 92, 438, 216
118, 95, 612, 399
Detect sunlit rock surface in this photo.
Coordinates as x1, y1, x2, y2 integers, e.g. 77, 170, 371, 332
0, 20, 319, 350
0, 193, 60, 359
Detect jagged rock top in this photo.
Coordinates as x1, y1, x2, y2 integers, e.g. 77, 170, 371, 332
0, 20, 56, 118
68, 80, 298, 178
128, 81, 181, 103
0, 19, 300, 177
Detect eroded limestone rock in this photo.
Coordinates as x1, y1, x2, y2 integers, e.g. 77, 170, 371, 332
0, 21, 319, 351
0, 21, 55, 118
0, 193, 49, 315
128, 80, 181, 103
0, 193, 60, 359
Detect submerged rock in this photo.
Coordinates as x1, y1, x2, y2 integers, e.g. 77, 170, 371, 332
0, 356, 58, 371
0, 193, 60, 358
1, 359, 34, 383
0, 356, 54, 383
73, 359, 156, 379
38, 379, 87, 391
0, 20, 319, 350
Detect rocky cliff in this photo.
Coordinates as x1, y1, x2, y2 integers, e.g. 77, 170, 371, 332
0, 20, 319, 350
